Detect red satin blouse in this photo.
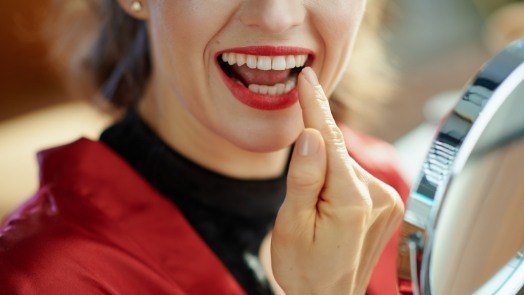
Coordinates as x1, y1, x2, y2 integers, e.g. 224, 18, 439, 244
0, 127, 410, 294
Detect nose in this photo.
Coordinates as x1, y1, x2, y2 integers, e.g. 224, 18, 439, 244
239, 0, 305, 34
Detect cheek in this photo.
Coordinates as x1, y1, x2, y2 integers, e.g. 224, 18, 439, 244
149, 0, 235, 68
308, 0, 365, 41
147, 1, 233, 112
150, 1, 224, 38
309, 0, 366, 92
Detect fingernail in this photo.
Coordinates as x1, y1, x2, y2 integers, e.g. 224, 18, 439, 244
302, 67, 319, 86
297, 131, 319, 156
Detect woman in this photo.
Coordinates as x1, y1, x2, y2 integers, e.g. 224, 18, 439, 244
0, 0, 408, 294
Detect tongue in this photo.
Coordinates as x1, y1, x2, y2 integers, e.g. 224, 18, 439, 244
231, 64, 291, 86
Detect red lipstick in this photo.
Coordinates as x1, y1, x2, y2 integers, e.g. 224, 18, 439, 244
215, 46, 313, 111
217, 46, 313, 57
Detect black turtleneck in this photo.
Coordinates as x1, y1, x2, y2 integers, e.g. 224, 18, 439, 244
100, 110, 291, 295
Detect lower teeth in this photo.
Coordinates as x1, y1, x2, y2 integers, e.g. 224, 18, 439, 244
234, 76, 297, 96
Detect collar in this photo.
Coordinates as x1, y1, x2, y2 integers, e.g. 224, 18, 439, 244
99, 110, 289, 220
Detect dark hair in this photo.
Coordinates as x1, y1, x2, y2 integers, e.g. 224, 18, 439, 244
92, 1, 150, 107
46, 0, 150, 108
47, 0, 395, 134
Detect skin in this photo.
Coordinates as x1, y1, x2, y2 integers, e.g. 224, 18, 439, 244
270, 69, 403, 294
116, 0, 404, 293
120, 0, 365, 179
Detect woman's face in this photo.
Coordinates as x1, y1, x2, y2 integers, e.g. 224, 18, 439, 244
141, 0, 366, 152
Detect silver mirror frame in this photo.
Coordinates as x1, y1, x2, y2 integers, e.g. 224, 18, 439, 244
404, 39, 524, 295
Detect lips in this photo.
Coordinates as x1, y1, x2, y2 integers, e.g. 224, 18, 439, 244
215, 46, 314, 111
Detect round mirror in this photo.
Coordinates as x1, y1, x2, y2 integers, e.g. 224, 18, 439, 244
404, 39, 524, 295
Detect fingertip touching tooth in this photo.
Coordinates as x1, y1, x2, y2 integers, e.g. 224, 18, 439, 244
295, 55, 307, 67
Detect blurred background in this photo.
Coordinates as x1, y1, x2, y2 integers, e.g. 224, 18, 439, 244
1, 0, 523, 218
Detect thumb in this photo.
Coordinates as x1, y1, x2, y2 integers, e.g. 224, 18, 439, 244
283, 128, 326, 214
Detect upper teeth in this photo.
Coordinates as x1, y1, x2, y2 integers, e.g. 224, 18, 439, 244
221, 53, 308, 70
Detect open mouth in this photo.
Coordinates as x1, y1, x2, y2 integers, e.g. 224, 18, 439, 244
217, 52, 311, 96
215, 47, 314, 111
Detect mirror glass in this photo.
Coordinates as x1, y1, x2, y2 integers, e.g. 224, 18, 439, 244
404, 39, 524, 294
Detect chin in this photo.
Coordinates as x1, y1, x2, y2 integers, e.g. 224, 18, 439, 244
223, 121, 303, 153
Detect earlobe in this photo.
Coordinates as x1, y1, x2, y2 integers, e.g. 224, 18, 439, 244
116, 0, 150, 20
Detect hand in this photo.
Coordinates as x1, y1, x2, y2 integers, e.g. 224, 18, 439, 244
270, 67, 404, 295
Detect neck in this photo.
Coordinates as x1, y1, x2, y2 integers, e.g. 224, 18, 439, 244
137, 80, 291, 180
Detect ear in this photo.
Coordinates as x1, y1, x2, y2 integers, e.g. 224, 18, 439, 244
115, 0, 150, 20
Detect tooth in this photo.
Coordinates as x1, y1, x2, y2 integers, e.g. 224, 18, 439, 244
285, 79, 296, 92
257, 56, 272, 70
267, 85, 278, 95
296, 55, 307, 67
221, 53, 229, 63
292, 56, 300, 66
247, 55, 257, 69
248, 84, 259, 93
236, 54, 246, 66
275, 83, 285, 95
227, 53, 237, 65
294, 55, 301, 67
258, 85, 269, 94
222, 52, 309, 69
234, 79, 243, 86
271, 56, 286, 71
285, 55, 296, 69
302, 55, 309, 66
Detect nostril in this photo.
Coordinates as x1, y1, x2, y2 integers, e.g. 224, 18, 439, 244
239, 2, 305, 34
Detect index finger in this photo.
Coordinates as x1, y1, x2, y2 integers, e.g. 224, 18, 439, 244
297, 67, 369, 206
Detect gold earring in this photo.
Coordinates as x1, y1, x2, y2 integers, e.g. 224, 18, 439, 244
131, 1, 143, 12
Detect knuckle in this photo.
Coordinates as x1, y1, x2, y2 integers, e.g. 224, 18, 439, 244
348, 193, 373, 221
314, 88, 328, 104
392, 193, 405, 216
359, 196, 374, 218
320, 183, 372, 220
353, 181, 373, 212
339, 181, 373, 214
319, 123, 345, 144
375, 182, 404, 217
330, 125, 345, 146
353, 198, 373, 228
